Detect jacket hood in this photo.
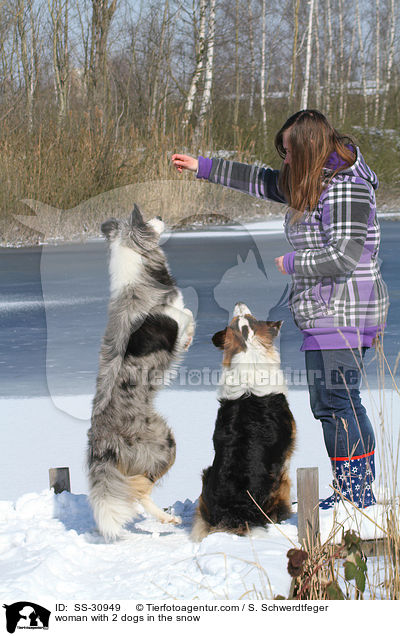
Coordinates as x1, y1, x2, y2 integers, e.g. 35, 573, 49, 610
330, 146, 379, 190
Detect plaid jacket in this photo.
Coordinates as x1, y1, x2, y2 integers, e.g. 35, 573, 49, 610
201, 149, 389, 350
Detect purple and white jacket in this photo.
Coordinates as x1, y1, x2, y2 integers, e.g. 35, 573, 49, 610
196, 150, 389, 351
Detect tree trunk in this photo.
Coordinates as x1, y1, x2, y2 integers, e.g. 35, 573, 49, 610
380, 0, 395, 127
324, 0, 332, 115
182, 0, 207, 131
342, 21, 356, 124
0, 6, 18, 97
87, 0, 118, 112
301, 0, 314, 111
196, 0, 216, 144
314, 0, 321, 110
356, 0, 368, 127
260, 0, 267, 142
374, 0, 380, 124
248, 1, 256, 118
149, 0, 169, 132
16, 0, 40, 132
289, 0, 300, 108
338, 0, 345, 123
48, 0, 70, 131
233, 0, 240, 146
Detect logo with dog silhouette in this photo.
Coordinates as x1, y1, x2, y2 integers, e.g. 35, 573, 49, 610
3, 602, 51, 633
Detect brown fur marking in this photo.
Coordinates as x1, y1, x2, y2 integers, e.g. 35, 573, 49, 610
222, 327, 246, 367
128, 474, 153, 500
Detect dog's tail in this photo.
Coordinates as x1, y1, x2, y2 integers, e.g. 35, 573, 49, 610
191, 509, 211, 542
89, 462, 152, 542
191, 508, 251, 542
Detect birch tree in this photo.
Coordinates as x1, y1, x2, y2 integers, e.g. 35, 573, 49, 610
260, 0, 267, 141
248, 0, 256, 118
374, 0, 380, 124
148, 0, 169, 132
16, 0, 41, 131
314, 0, 321, 110
323, 0, 333, 115
233, 0, 240, 146
195, 0, 215, 143
301, 0, 314, 111
356, 0, 368, 127
342, 21, 356, 124
380, 0, 396, 127
289, 0, 300, 108
182, 0, 207, 131
337, 0, 345, 123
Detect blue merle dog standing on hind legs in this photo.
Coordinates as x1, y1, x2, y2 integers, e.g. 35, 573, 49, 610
87, 205, 195, 541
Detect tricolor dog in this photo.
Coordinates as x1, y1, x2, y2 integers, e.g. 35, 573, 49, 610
191, 303, 296, 541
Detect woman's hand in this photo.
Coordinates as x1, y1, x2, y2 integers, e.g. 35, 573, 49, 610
275, 256, 287, 274
171, 153, 198, 173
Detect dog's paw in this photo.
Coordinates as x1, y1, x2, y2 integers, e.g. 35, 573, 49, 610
161, 513, 182, 525
182, 309, 195, 349
183, 307, 194, 319
158, 507, 182, 525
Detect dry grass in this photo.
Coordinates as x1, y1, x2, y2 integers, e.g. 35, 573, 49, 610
4, 108, 399, 247
282, 339, 400, 600
0, 113, 285, 246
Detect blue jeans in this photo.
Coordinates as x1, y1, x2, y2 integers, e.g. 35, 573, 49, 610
305, 348, 375, 460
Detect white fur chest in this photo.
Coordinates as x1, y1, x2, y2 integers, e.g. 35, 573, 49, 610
217, 344, 288, 401
109, 238, 143, 297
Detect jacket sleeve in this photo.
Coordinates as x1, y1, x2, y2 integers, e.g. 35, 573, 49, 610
292, 180, 371, 277
207, 158, 286, 204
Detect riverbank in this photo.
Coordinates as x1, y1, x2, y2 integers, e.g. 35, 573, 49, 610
1, 182, 399, 248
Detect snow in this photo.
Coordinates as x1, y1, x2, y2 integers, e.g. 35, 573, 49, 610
0, 388, 398, 603
0, 488, 295, 601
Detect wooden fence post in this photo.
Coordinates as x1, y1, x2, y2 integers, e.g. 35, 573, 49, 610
49, 467, 71, 494
297, 467, 320, 549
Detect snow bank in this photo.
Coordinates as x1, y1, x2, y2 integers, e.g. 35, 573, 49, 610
0, 487, 393, 602
0, 488, 295, 600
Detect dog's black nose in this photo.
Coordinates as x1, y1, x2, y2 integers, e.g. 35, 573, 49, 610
156, 215, 162, 221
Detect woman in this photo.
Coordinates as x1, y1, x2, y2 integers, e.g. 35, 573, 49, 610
172, 109, 389, 509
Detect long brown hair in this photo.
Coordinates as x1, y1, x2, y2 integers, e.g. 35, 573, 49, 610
275, 110, 356, 223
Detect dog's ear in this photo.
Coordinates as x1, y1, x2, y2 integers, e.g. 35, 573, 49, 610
266, 320, 283, 336
212, 328, 227, 349
130, 203, 145, 227
101, 217, 119, 238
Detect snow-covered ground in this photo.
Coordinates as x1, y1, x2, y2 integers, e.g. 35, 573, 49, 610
0, 388, 398, 604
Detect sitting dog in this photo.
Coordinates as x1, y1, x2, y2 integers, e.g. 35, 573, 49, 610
88, 205, 195, 541
191, 302, 295, 541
